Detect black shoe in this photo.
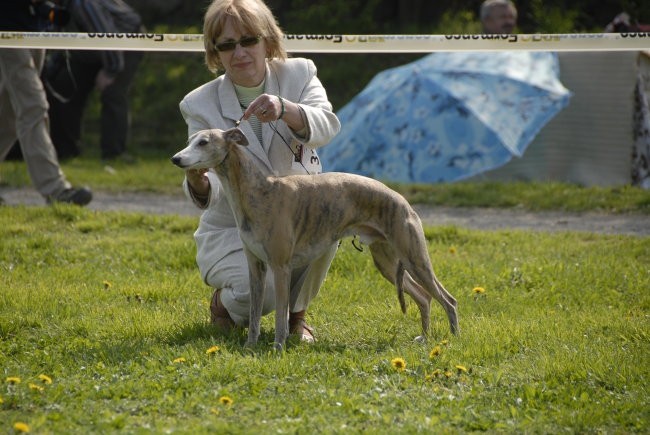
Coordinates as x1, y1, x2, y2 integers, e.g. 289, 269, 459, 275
48, 187, 93, 206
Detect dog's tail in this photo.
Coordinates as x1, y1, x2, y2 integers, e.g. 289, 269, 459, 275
396, 261, 406, 314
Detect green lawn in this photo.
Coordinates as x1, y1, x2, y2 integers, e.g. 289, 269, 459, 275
1, 205, 647, 433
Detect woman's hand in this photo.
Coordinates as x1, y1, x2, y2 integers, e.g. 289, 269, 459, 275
242, 94, 305, 132
186, 168, 210, 197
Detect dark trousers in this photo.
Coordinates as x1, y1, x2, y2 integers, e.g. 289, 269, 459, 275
46, 50, 142, 159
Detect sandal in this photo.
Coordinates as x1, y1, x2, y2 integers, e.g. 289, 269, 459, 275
210, 289, 239, 331
289, 310, 316, 343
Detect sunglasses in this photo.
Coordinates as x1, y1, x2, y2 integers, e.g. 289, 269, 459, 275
214, 35, 262, 52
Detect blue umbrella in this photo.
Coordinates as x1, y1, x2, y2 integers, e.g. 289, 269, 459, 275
320, 51, 572, 183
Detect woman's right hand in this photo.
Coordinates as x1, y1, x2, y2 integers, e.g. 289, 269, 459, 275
186, 168, 210, 197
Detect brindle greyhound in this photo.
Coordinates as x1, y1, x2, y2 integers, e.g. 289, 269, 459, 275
171, 128, 459, 350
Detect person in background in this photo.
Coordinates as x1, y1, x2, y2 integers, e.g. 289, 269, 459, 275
181, 0, 340, 342
44, 0, 143, 162
480, 0, 517, 34
0, 0, 92, 206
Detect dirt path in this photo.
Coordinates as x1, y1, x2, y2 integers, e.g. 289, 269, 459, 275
1, 187, 648, 236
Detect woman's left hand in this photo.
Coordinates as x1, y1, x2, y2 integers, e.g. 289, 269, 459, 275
242, 93, 306, 133
242, 93, 281, 123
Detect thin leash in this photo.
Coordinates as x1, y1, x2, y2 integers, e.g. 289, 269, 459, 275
236, 104, 311, 174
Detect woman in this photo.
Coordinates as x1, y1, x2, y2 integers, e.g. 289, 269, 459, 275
180, 0, 340, 342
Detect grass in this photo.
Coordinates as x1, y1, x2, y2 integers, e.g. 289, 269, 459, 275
0, 204, 648, 433
2, 157, 650, 213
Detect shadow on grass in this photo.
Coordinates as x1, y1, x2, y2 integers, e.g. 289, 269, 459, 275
167, 320, 422, 355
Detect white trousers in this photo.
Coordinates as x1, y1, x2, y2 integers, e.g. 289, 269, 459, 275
205, 243, 338, 326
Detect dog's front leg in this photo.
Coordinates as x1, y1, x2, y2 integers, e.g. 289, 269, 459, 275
271, 264, 291, 351
244, 248, 267, 348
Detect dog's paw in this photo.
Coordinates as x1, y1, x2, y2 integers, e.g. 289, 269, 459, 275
414, 335, 427, 344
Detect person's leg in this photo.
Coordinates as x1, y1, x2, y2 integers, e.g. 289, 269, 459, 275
206, 249, 276, 327
289, 242, 339, 312
206, 242, 338, 336
99, 51, 142, 159
46, 51, 98, 159
287, 242, 339, 339
0, 64, 18, 161
0, 48, 69, 197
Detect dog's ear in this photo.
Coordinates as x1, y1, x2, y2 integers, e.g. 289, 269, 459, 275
223, 128, 249, 147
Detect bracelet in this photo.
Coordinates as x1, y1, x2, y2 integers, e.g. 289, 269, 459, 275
277, 95, 285, 120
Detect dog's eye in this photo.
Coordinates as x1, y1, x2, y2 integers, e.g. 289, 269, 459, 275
198, 139, 208, 146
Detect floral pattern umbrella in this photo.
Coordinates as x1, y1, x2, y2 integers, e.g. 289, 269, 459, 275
320, 51, 572, 183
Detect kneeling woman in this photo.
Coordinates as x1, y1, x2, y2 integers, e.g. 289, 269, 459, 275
180, 0, 341, 341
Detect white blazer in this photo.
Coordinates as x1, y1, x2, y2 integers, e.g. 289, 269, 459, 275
179, 57, 341, 281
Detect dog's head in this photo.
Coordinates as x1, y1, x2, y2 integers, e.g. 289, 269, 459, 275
170, 128, 248, 169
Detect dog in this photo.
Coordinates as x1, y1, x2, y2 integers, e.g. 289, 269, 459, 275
171, 128, 459, 350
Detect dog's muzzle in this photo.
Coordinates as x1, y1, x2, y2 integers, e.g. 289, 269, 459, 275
170, 155, 183, 167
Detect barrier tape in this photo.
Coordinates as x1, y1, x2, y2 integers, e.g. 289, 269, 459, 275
0, 31, 649, 52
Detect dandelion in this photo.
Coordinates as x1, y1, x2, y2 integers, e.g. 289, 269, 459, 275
425, 369, 442, 381
444, 371, 453, 378
439, 339, 449, 346
103, 280, 112, 290
6, 377, 21, 384
391, 357, 406, 372
472, 287, 485, 295
429, 346, 442, 359
206, 346, 220, 355
449, 246, 457, 254
219, 396, 233, 406
0, 396, 4, 404
455, 364, 468, 374
172, 357, 186, 364
28, 383, 44, 392
37, 374, 52, 385
13, 422, 30, 433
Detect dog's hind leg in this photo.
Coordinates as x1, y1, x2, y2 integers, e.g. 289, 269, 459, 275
404, 257, 459, 335
396, 262, 406, 314
431, 275, 459, 335
369, 241, 432, 337
244, 248, 267, 348
391, 226, 459, 335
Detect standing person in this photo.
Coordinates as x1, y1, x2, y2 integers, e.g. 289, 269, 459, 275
480, 0, 518, 34
181, 0, 341, 342
0, 0, 92, 206
44, 0, 143, 162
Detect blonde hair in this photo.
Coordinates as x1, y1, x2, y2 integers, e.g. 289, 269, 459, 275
203, 0, 287, 73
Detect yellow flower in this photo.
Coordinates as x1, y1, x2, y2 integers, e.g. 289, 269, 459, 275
103, 280, 112, 290
444, 371, 453, 378
13, 422, 30, 433
206, 346, 220, 355
391, 357, 406, 372
38, 374, 52, 385
472, 286, 485, 294
449, 246, 457, 254
429, 346, 442, 359
28, 383, 44, 392
173, 357, 186, 364
425, 369, 442, 381
0, 396, 4, 404
439, 339, 449, 346
455, 364, 468, 374
6, 377, 21, 384
219, 396, 233, 406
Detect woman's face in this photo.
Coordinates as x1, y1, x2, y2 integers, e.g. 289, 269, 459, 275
216, 17, 267, 87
